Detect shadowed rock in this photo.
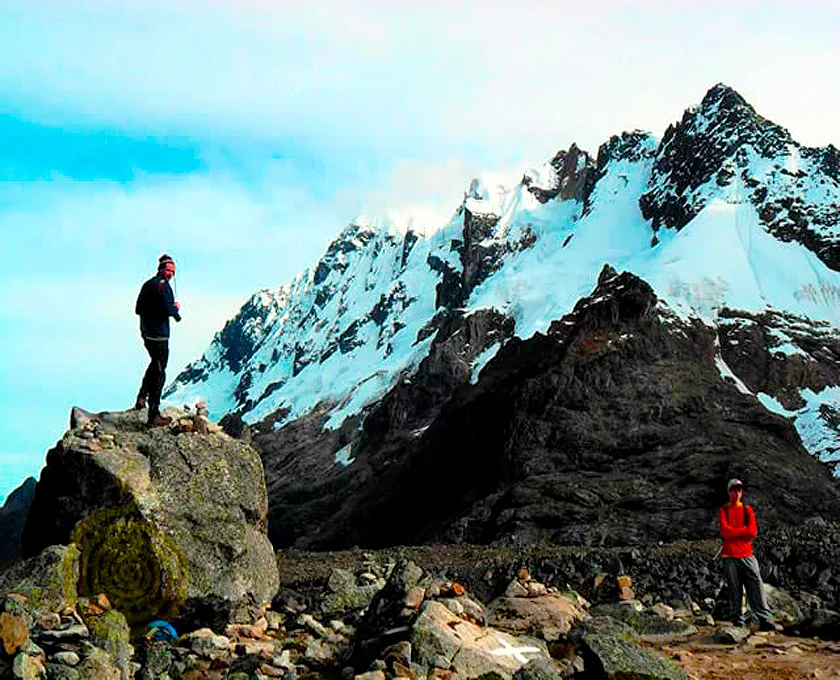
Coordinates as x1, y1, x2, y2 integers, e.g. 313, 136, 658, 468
289, 267, 840, 549
0, 477, 36, 568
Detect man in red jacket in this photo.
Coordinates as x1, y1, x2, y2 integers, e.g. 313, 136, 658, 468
718, 478, 777, 630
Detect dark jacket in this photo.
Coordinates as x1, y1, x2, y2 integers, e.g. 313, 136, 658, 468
135, 273, 181, 339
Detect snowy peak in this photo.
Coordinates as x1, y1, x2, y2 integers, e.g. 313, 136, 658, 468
174, 286, 291, 388
458, 144, 598, 296
168, 83, 840, 476
639, 84, 840, 271
313, 217, 382, 286
640, 83, 793, 231
596, 131, 658, 171
167, 207, 454, 424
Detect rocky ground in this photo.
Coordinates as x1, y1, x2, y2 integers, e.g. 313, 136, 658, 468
7, 545, 840, 679
651, 631, 840, 680
3, 526, 840, 679
3, 405, 840, 679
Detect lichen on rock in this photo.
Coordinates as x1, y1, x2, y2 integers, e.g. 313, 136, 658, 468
0, 545, 79, 621
72, 505, 188, 626
20, 406, 279, 630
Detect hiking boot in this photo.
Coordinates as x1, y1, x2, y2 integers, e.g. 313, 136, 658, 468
147, 414, 172, 428
758, 619, 781, 632
134, 397, 147, 410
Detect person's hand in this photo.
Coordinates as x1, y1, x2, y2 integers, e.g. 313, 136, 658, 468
175, 301, 181, 311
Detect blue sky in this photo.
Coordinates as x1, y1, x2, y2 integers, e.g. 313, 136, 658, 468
1, 0, 839, 503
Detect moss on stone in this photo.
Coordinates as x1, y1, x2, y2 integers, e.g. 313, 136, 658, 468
0, 545, 79, 619
72, 505, 188, 626
84, 609, 133, 672
76, 647, 121, 680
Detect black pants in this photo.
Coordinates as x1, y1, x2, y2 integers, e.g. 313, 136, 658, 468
138, 338, 169, 415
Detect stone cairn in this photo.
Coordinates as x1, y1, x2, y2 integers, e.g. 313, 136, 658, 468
0, 551, 699, 680
4, 548, 840, 680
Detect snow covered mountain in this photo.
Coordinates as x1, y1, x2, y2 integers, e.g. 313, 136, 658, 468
168, 84, 840, 466
166, 84, 840, 548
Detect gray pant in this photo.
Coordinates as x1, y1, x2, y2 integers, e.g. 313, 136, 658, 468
723, 556, 772, 624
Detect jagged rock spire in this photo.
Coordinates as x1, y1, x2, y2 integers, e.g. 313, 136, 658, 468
639, 83, 794, 232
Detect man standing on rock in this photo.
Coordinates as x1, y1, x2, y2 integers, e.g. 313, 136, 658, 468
134, 254, 181, 427
718, 478, 777, 631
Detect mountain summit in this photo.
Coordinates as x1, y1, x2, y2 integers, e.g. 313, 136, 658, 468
167, 84, 840, 549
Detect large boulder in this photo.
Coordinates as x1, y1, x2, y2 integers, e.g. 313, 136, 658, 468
486, 589, 589, 641
0, 545, 79, 621
569, 616, 688, 680
588, 603, 697, 639
411, 600, 549, 680
20, 407, 279, 629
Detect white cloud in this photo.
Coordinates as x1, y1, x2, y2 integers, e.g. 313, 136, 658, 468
2, 0, 837, 157
0, 167, 344, 286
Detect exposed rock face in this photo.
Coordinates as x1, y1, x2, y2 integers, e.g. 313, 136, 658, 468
253, 307, 515, 549
640, 83, 840, 269
718, 310, 840, 401
157, 83, 840, 554
719, 310, 840, 401
715, 309, 840, 469
524, 144, 597, 206
0, 477, 36, 567
281, 268, 840, 549
20, 408, 279, 629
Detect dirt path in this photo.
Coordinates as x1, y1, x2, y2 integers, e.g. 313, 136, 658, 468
647, 629, 840, 679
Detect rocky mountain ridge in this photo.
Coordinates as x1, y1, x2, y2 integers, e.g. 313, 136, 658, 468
0, 479, 35, 568
252, 267, 840, 550
167, 83, 840, 463
157, 83, 840, 551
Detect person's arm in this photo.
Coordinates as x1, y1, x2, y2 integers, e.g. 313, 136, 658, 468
135, 282, 146, 315
163, 281, 182, 322
718, 506, 753, 540
744, 505, 758, 540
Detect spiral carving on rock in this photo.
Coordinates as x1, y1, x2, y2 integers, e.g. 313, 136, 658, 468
72, 507, 187, 625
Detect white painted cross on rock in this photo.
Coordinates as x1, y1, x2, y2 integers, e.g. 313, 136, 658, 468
489, 636, 542, 665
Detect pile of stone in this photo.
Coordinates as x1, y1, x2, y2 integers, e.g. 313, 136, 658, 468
340, 558, 691, 680
0, 564, 350, 679
417, 538, 840, 638
0, 551, 698, 680
71, 403, 223, 441
0, 544, 134, 679
6, 545, 840, 679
